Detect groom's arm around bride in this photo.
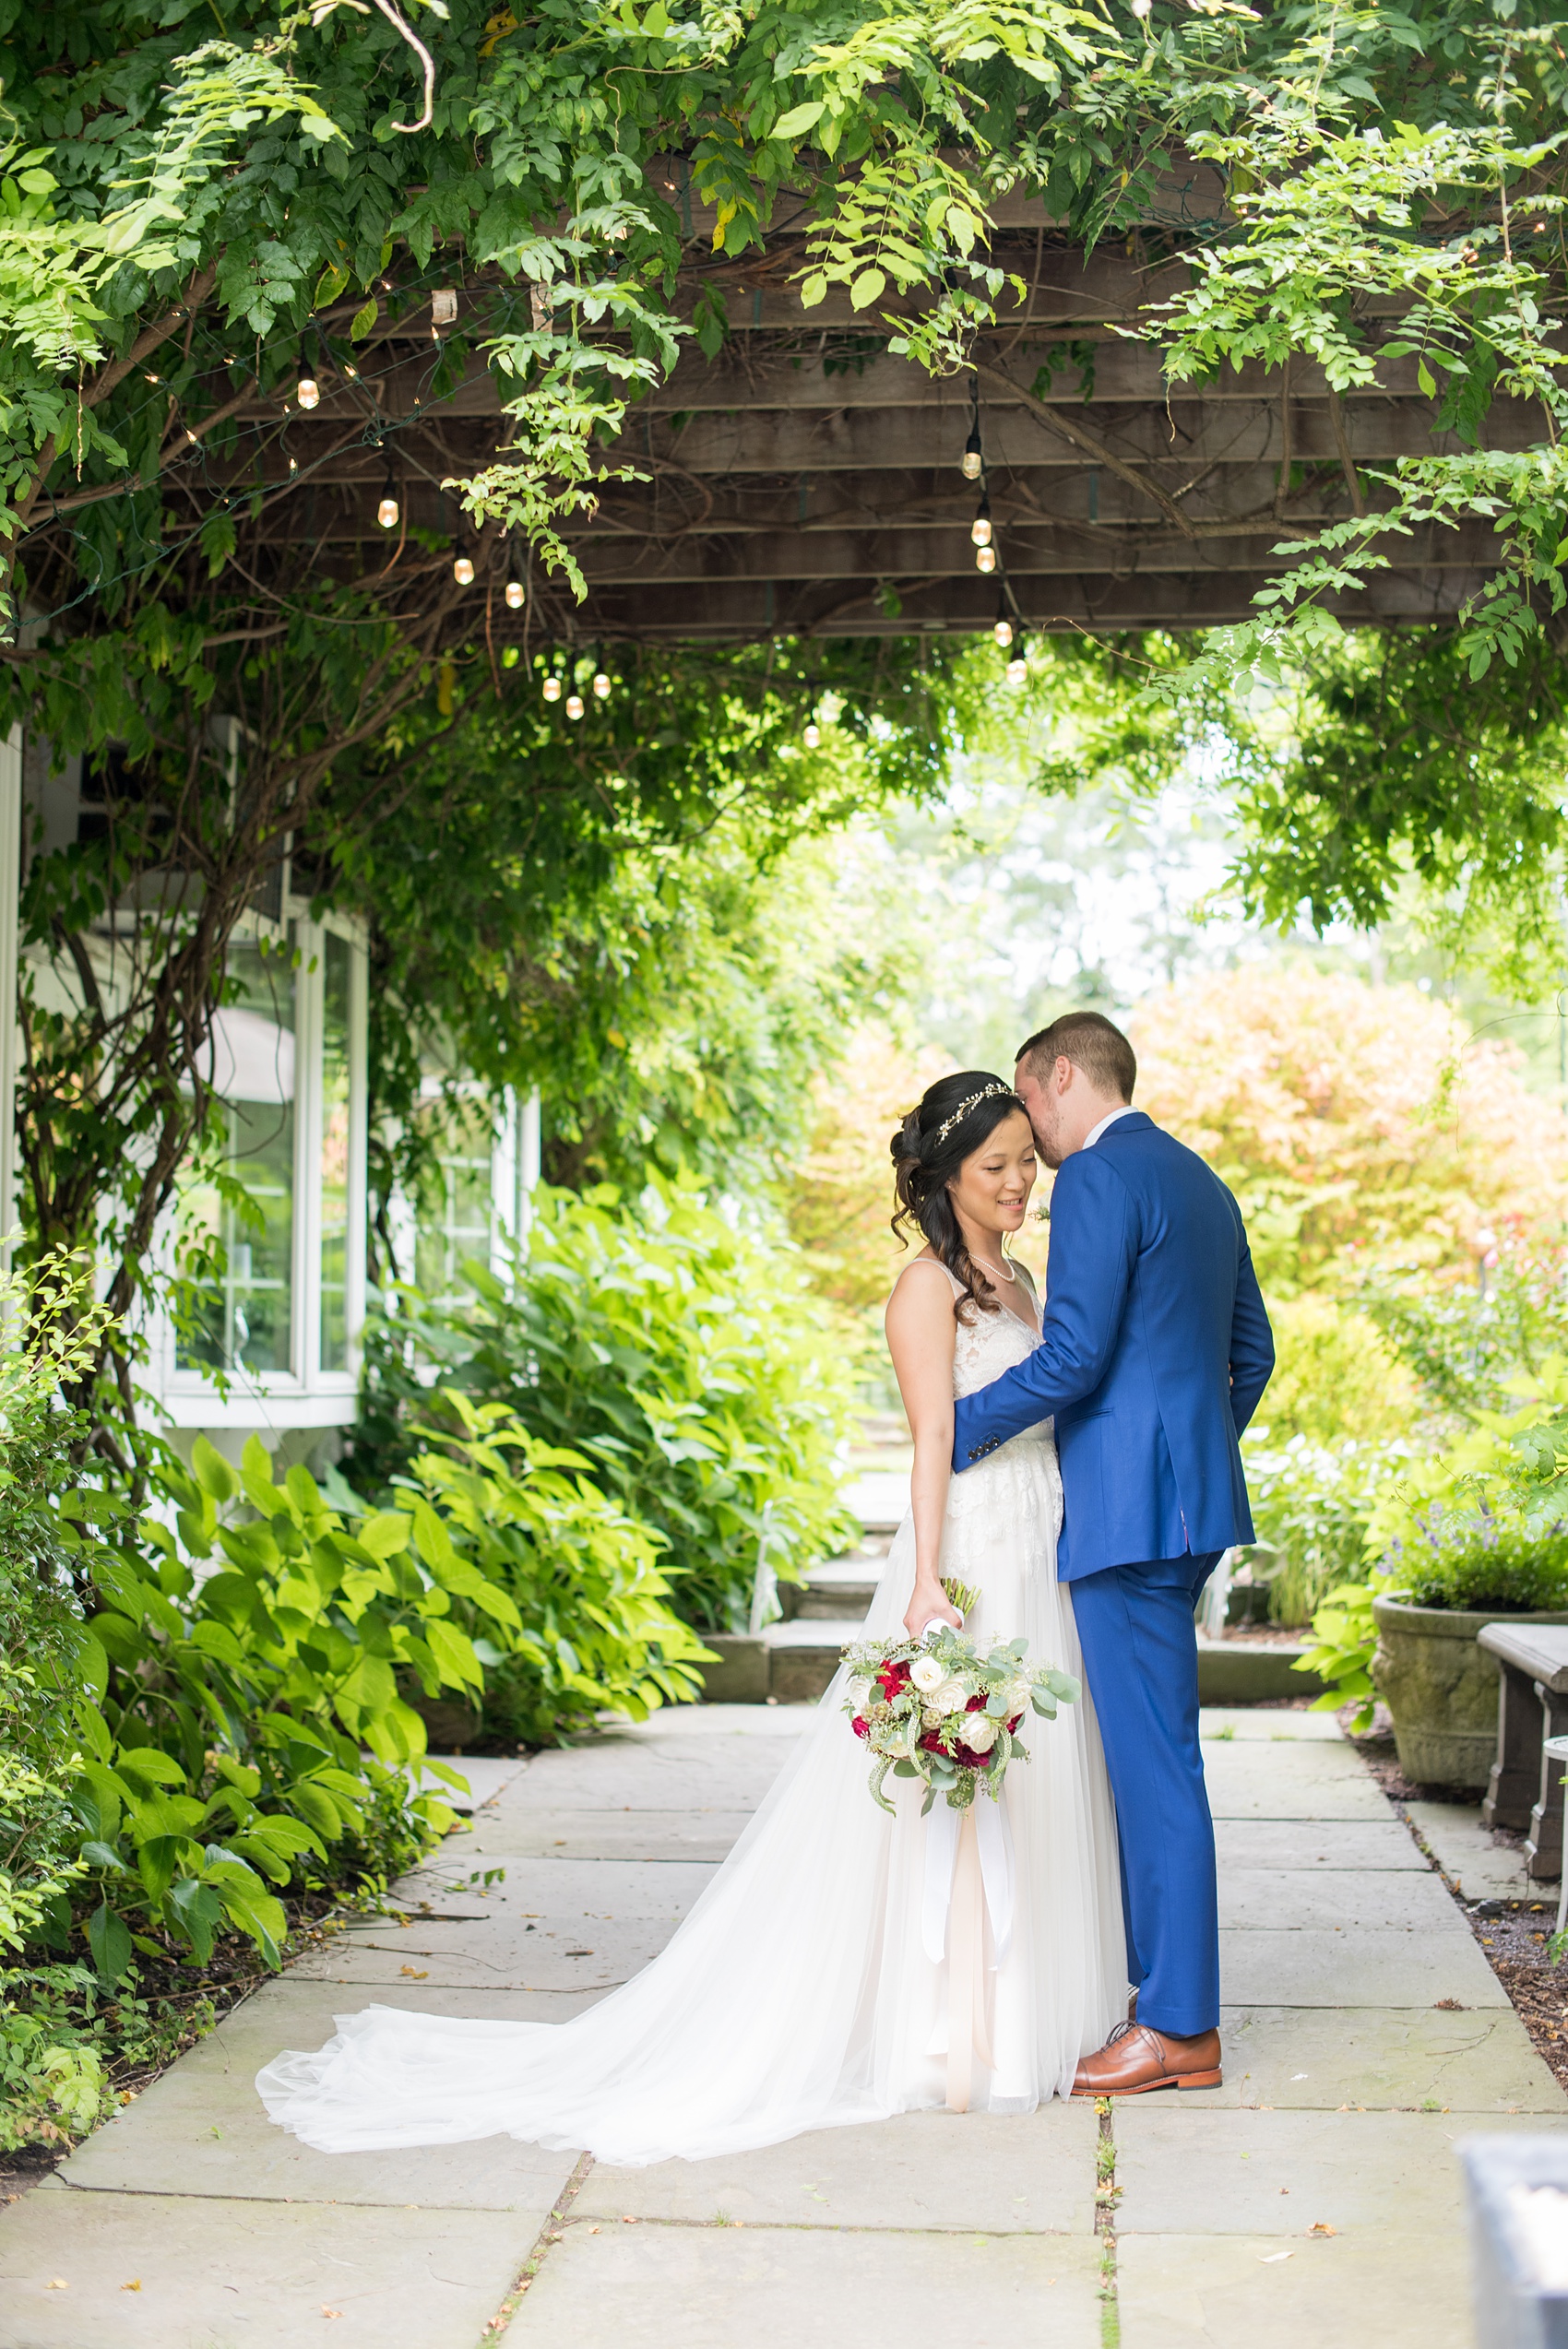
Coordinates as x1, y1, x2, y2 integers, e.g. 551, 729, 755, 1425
950, 1011, 1274, 2100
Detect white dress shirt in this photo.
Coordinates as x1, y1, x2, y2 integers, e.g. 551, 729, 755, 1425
1082, 1103, 1137, 1150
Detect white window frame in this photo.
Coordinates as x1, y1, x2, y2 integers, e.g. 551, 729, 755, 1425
155, 902, 369, 1430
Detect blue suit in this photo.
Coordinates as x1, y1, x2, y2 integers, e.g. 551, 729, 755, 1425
950, 1110, 1274, 2036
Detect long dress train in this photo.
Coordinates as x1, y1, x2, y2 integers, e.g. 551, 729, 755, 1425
256, 1266, 1126, 2165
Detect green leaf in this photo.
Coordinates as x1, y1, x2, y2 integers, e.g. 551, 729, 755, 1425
350, 296, 378, 342
87, 1903, 133, 1985
1417, 358, 1437, 397
849, 268, 886, 312
80, 1839, 126, 1871
191, 1435, 238, 1503
772, 101, 826, 139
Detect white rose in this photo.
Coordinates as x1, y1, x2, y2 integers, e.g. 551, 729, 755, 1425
848, 1678, 873, 1713
933, 1678, 969, 1715
962, 1713, 1000, 1753
909, 1654, 944, 1693
1003, 1679, 1031, 1714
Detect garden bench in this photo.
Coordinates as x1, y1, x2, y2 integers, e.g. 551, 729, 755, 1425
1479, 1624, 1568, 1881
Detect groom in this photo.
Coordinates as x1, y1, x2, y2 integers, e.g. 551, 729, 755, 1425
951, 1010, 1274, 2095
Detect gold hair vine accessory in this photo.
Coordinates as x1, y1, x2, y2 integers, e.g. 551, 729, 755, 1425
932, 1083, 1016, 1145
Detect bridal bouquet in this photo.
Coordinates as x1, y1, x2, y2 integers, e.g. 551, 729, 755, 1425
842, 1609, 1078, 1815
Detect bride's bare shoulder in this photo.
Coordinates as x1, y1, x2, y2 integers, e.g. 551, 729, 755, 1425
885, 1254, 964, 1334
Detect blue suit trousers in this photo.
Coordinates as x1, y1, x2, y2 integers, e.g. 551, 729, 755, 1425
1070, 1550, 1222, 2038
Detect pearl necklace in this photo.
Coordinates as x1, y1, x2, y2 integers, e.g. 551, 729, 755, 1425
973, 1253, 1018, 1287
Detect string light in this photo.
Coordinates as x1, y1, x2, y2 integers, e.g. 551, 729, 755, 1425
1006, 640, 1028, 685
377, 461, 399, 529
993, 616, 1014, 647
592, 671, 611, 700
505, 580, 525, 609
295, 338, 320, 410
962, 375, 982, 480
453, 552, 475, 585
803, 721, 821, 749
971, 495, 992, 549
566, 692, 585, 720
975, 544, 997, 574
542, 676, 562, 702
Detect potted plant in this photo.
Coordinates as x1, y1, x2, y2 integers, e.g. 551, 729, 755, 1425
1372, 1518, 1568, 1788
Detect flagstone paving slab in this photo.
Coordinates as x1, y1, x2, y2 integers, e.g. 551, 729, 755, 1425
1220, 1924, 1508, 2008
1214, 1818, 1427, 1869
289, 1853, 714, 1990
1199, 1710, 1347, 1742
1215, 2004, 1566, 2113
1218, 1866, 1457, 1930
1115, 2106, 1560, 2235
61, 1981, 593, 2207
512, 2219, 1103, 2349
1116, 2228, 1473, 2349
0, 2185, 534, 2349
1203, 1764, 1393, 1822
1407, 1799, 1538, 1897
461, 1806, 760, 1862
572, 2104, 1099, 2233
498, 1736, 803, 1812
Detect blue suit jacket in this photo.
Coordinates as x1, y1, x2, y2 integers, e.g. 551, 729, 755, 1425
950, 1111, 1275, 1581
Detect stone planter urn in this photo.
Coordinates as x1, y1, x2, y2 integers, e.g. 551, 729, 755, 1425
1372, 1595, 1568, 1789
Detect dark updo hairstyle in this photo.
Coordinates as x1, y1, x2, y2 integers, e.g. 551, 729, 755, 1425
890, 1070, 1028, 1322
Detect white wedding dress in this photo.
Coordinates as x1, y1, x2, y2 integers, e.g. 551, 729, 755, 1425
256, 1263, 1126, 2165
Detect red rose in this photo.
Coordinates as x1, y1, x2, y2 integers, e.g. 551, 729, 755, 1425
1007, 1714, 1023, 1733
966, 1692, 986, 1711
851, 1716, 869, 1739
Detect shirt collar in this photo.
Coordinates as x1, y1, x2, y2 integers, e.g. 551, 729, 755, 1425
1083, 1104, 1137, 1150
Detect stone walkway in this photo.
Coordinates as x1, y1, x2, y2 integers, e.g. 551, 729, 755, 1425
4, 1705, 1565, 2348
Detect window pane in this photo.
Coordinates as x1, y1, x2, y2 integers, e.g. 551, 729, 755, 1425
319, 931, 352, 1372
413, 1100, 494, 1304
177, 940, 295, 1376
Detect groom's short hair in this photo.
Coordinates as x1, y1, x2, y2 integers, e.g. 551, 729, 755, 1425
1016, 1012, 1136, 1102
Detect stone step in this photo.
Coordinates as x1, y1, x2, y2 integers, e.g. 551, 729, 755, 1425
780, 1556, 882, 1621
696, 1628, 1324, 1708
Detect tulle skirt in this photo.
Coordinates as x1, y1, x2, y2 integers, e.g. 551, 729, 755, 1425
256, 1428, 1126, 2165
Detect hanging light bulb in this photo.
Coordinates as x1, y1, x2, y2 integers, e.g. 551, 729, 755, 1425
962, 428, 983, 481
566, 692, 585, 721
295, 338, 320, 410
377, 464, 399, 529
453, 552, 475, 585
1006, 645, 1028, 686
505, 580, 525, 610
975, 544, 997, 575
592, 671, 611, 700
542, 675, 562, 703
993, 617, 1014, 648
803, 721, 821, 749
971, 495, 993, 549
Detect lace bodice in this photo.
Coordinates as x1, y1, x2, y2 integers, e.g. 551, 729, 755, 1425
894, 1258, 1043, 1396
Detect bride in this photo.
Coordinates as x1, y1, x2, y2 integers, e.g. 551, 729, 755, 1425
256, 1072, 1126, 2165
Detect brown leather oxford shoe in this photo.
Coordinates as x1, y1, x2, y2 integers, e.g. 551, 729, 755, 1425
1070, 2022, 1222, 2098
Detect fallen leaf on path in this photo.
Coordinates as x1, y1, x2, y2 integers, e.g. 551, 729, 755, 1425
322, 2306, 343, 2319
121, 2279, 142, 2291
46, 2280, 67, 2290
400, 1965, 429, 1978
1310, 2224, 1337, 2236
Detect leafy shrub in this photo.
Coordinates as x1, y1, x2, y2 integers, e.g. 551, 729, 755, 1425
1293, 1580, 1379, 1731
1390, 1517, 1568, 1614
1241, 1435, 1408, 1626
58, 1431, 515, 1986
398, 1394, 715, 1744
1247, 1295, 1421, 1447
347, 1182, 859, 1631
1361, 1240, 1568, 1416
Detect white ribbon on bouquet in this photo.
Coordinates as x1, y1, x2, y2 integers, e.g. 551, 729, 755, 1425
921, 1788, 1015, 1968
